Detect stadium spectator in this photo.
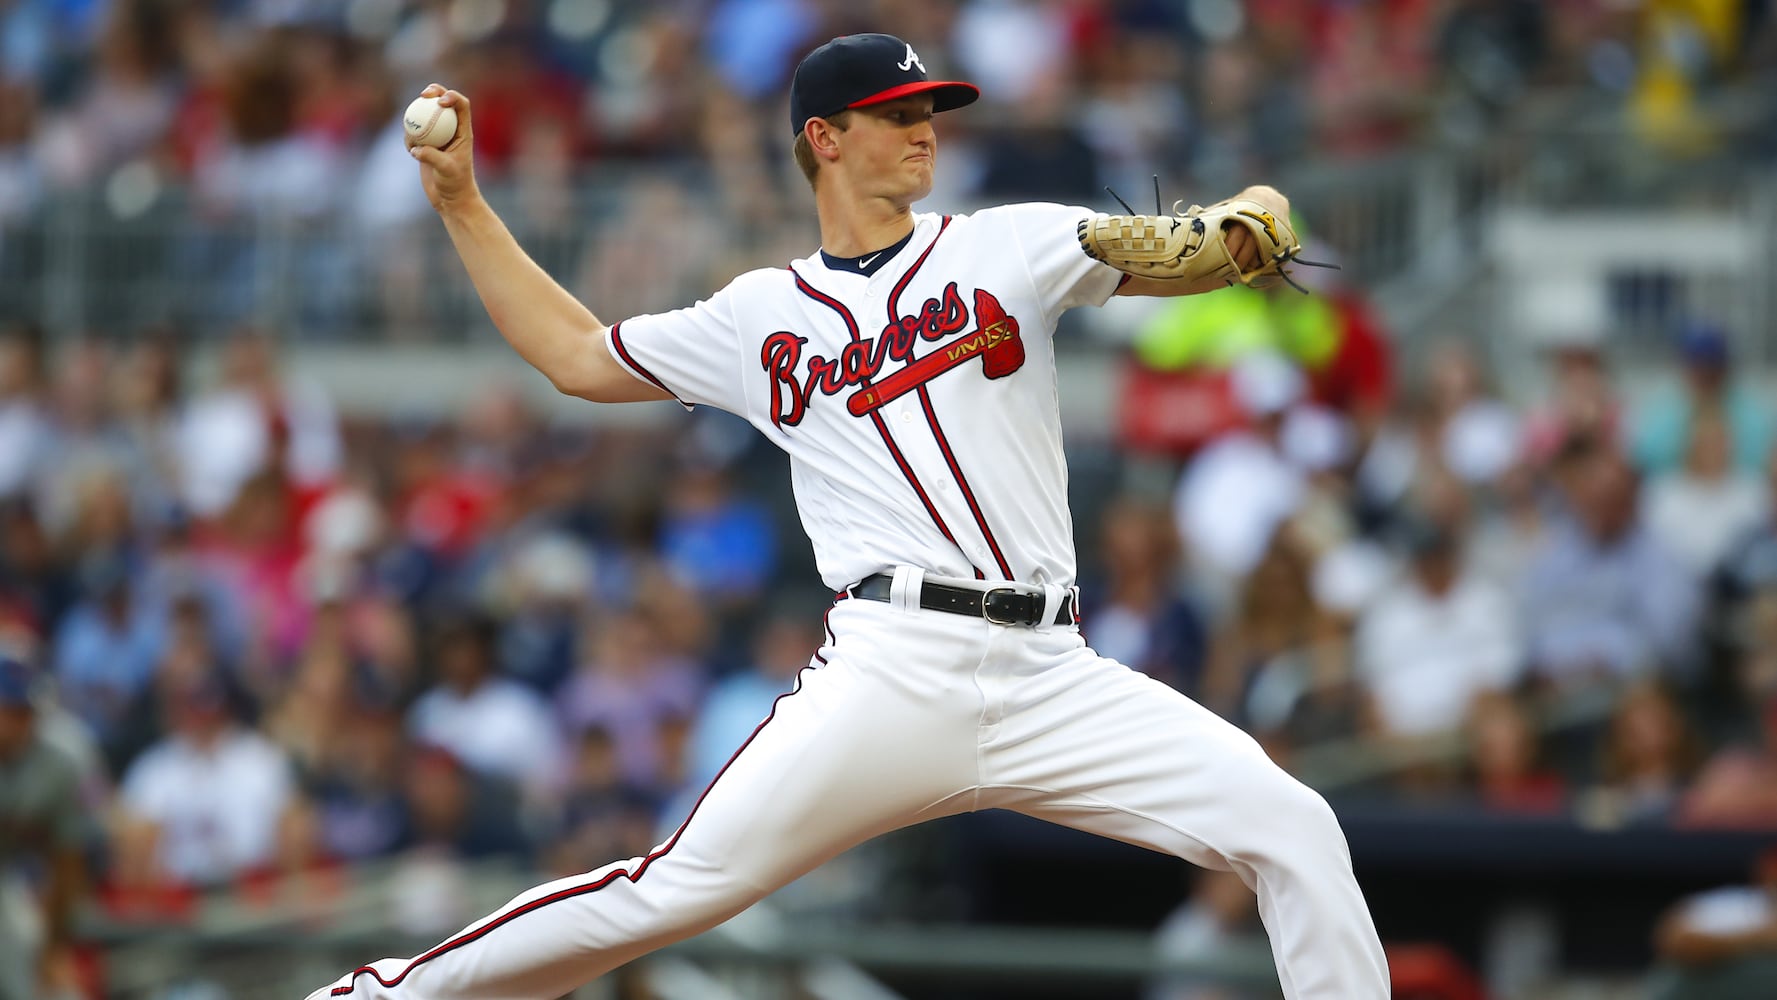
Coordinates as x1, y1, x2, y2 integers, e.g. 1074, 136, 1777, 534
547, 725, 660, 877
396, 743, 529, 861
33, 0, 180, 191
1633, 323, 1775, 478
1520, 328, 1621, 470
0, 78, 39, 225
194, 466, 308, 672
306, 699, 409, 864
1652, 846, 1777, 999
656, 458, 777, 608
488, 532, 593, 695
559, 607, 702, 793
1705, 450, 1777, 655
1082, 498, 1208, 696
1355, 518, 1521, 740
0, 656, 89, 1000
36, 340, 144, 543
406, 613, 563, 794
102, 590, 228, 775
1679, 690, 1777, 829
51, 554, 165, 749
1174, 352, 1310, 593
1464, 458, 1551, 593
388, 421, 500, 565
111, 331, 185, 525
1147, 869, 1271, 1000
1520, 446, 1699, 687
263, 616, 356, 785
0, 498, 75, 643
1585, 680, 1702, 826
176, 332, 341, 520
971, 72, 1101, 203
683, 612, 819, 793
0, 323, 51, 502
1645, 412, 1768, 579
1307, 0, 1436, 156
1421, 339, 1520, 490
112, 670, 294, 889
1201, 526, 1318, 726
1465, 691, 1567, 814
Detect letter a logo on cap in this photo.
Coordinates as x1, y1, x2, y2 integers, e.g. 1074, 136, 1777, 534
898, 44, 925, 73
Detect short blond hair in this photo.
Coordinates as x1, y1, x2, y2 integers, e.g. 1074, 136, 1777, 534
792, 111, 853, 189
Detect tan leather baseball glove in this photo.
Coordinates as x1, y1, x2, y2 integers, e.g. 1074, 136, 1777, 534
1076, 198, 1312, 290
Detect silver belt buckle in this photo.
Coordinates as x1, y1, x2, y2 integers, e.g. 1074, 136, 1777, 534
981, 587, 1023, 626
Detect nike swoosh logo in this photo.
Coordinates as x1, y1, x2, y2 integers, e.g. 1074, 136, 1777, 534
858, 253, 881, 269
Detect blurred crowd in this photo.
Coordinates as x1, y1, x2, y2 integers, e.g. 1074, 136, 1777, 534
1135, 312, 1777, 831
5, 0, 1770, 206
4, 300, 1777, 972
3, 0, 1776, 338
4, 0, 1777, 996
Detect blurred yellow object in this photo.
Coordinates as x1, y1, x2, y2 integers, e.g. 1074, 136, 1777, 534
1631, 68, 1713, 153
1648, 0, 1741, 64
1133, 283, 1340, 373
1631, 0, 1743, 154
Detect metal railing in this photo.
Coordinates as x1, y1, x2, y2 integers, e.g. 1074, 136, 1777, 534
0, 149, 1467, 344
86, 856, 1283, 1000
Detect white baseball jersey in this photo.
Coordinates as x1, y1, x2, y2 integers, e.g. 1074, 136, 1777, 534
606, 204, 1123, 592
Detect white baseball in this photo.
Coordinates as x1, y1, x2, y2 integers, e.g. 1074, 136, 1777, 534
404, 96, 458, 149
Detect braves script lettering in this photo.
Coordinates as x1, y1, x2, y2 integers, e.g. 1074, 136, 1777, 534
763, 284, 1023, 427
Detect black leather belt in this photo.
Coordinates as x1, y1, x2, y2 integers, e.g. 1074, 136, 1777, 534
849, 574, 1074, 627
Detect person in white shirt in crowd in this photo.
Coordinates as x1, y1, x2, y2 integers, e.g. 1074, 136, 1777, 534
1356, 518, 1521, 739
1174, 352, 1312, 605
177, 331, 341, 519
1644, 412, 1768, 580
114, 671, 293, 887
1652, 846, 1777, 1000
406, 613, 564, 797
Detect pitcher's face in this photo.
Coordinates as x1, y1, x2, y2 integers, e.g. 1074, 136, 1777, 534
837, 95, 937, 205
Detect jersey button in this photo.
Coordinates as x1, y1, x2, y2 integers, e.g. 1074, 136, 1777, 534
900, 409, 914, 424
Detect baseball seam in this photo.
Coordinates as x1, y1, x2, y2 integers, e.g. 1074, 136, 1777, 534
412, 101, 444, 145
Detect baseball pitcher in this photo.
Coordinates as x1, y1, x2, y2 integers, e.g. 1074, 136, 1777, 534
309, 32, 1389, 1000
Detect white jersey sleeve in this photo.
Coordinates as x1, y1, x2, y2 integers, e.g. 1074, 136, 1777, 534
1001, 202, 1126, 327
605, 279, 749, 413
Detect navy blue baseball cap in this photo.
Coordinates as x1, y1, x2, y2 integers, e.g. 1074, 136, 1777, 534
1677, 323, 1730, 368
789, 33, 979, 136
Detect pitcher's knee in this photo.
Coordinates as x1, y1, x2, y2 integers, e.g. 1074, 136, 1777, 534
1246, 766, 1347, 856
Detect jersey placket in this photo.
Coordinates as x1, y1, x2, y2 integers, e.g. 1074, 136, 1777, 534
881, 217, 1016, 581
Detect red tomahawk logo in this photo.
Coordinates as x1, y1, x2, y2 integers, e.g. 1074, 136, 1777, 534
847, 289, 1025, 417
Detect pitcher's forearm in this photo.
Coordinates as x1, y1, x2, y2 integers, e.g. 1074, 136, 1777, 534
439, 195, 608, 394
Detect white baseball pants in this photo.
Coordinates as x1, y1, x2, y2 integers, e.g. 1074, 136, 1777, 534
310, 590, 1389, 999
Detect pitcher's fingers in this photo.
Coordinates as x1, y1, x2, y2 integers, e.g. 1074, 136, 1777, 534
422, 83, 446, 98
1223, 225, 1254, 269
